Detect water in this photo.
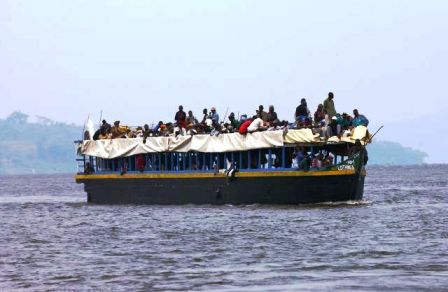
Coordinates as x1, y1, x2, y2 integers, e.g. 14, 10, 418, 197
0, 166, 447, 291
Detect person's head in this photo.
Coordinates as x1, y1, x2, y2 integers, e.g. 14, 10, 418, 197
269, 105, 274, 112
353, 109, 359, 117
259, 105, 264, 112
211, 107, 216, 113
102, 120, 107, 125
203, 108, 208, 114
317, 104, 323, 110
328, 92, 334, 99
229, 112, 235, 120
114, 121, 120, 126
301, 98, 307, 106
144, 124, 149, 130
188, 110, 193, 116
178, 105, 183, 111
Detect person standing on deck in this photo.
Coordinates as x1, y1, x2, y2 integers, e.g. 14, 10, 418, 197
174, 105, 187, 129
210, 107, 219, 125
323, 92, 337, 118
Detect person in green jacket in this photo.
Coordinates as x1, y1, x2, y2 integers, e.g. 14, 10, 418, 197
323, 92, 337, 118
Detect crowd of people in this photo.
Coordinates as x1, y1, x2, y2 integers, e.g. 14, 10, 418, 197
90, 92, 369, 141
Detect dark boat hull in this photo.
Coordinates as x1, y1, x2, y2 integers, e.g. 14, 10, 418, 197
76, 171, 365, 204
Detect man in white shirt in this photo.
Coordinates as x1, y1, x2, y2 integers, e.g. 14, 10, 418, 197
247, 114, 267, 133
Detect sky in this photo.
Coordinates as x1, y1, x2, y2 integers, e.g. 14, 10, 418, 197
1, 0, 448, 162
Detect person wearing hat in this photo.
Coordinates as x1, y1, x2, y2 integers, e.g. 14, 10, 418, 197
323, 92, 337, 118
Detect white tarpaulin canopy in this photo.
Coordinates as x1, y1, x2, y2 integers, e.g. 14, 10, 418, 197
80, 127, 369, 159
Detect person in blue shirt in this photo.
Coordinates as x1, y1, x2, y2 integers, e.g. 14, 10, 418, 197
352, 109, 369, 127
210, 107, 220, 124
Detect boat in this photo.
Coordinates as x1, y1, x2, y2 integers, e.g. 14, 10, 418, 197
75, 126, 369, 204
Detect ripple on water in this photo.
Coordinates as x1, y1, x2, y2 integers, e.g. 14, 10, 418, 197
0, 167, 447, 290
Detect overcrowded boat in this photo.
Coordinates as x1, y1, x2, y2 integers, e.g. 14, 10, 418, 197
75, 125, 370, 204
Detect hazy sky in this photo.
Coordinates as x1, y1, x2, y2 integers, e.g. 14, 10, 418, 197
1, 1, 447, 162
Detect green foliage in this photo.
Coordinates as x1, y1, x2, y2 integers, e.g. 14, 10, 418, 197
0, 111, 82, 174
368, 141, 427, 165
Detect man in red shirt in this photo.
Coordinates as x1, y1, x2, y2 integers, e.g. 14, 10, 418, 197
239, 118, 253, 135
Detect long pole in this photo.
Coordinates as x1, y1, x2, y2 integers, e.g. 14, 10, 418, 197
98, 110, 103, 128
222, 107, 229, 123
367, 125, 384, 144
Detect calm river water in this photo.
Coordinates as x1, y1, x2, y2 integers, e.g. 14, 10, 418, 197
0, 165, 447, 291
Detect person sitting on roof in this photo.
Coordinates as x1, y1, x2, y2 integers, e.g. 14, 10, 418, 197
160, 123, 170, 136
200, 108, 209, 124
98, 128, 110, 139
92, 129, 101, 140
318, 109, 333, 139
199, 108, 212, 133
314, 104, 325, 125
228, 112, 241, 131
257, 105, 268, 122
352, 109, 369, 127
267, 105, 279, 125
295, 98, 312, 127
111, 121, 130, 138
186, 110, 199, 126
174, 105, 187, 129
333, 113, 347, 136
100, 120, 112, 134
238, 116, 253, 135
247, 113, 268, 133
143, 124, 152, 143
151, 121, 163, 136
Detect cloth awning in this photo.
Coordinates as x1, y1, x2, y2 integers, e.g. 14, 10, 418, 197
80, 127, 369, 159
